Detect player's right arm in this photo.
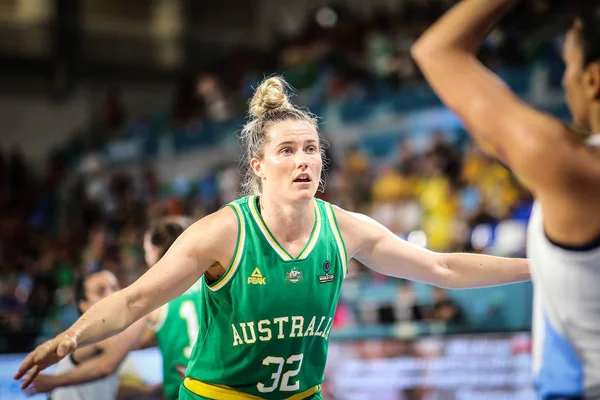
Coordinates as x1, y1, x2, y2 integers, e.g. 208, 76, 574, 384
24, 317, 147, 395
411, 0, 600, 245
57, 317, 147, 384
15, 207, 238, 388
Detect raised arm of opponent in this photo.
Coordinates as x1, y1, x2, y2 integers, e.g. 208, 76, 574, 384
411, 0, 600, 245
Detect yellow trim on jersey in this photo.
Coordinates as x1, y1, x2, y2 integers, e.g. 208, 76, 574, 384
325, 203, 348, 278
248, 196, 321, 261
183, 378, 320, 400
208, 202, 246, 291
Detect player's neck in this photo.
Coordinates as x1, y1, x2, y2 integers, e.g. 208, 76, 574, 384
257, 194, 315, 241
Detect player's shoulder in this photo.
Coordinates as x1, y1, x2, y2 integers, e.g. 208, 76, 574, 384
329, 203, 388, 247
326, 203, 373, 240
221, 195, 254, 213
322, 204, 378, 260
188, 202, 240, 235
174, 203, 240, 264
328, 203, 371, 227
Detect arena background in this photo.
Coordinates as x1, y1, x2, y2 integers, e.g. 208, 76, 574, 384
0, 0, 575, 399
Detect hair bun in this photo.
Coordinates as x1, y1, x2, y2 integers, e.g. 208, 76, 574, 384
249, 77, 292, 118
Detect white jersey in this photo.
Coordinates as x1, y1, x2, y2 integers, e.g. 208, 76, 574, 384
50, 354, 119, 400
528, 134, 600, 399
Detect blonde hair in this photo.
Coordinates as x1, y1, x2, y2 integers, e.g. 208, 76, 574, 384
240, 76, 323, 196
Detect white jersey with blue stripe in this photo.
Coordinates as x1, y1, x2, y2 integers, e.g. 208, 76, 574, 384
50, 354, 118, 400
528, 134, 600, 399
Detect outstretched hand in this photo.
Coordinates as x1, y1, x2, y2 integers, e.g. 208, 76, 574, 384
14, 334, 78, 389
22, 374, 57, 396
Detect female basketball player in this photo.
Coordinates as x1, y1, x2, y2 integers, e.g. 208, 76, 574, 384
16, 76, 530, 399
411, 0, 600, 398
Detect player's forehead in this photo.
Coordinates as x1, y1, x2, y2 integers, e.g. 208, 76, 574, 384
85, 271, 117, 290
563, 23, 583, 59
266, 120, 318, 146
143, 231, 153, 246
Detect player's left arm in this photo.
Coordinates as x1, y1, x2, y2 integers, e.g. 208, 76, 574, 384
335, 207, 530, 289
410, 0, 597, 195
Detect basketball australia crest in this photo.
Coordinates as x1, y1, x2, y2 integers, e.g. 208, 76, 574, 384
318, 261, 334, 283
285, 267, 303, 283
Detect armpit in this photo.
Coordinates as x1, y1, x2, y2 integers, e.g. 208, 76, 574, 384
205, 261, 225, 284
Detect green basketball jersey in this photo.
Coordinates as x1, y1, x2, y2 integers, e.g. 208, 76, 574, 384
184, 195, 347, 399
154, 279, 203, 400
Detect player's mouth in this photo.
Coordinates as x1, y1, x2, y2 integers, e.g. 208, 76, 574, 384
293, 173, 312, 184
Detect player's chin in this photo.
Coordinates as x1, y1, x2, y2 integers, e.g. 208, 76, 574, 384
291, 184, 317, 199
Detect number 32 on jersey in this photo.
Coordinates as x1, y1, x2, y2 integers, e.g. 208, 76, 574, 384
257, 354, 304, 393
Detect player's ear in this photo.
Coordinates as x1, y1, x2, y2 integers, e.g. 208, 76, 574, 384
78, 300, 89, 314
583, 62, 600, 99
250, 158, 265, 180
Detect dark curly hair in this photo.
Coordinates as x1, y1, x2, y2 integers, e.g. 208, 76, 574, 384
74, 262, 105, 315
572, 3, 600, 67
147, 217, 193, 258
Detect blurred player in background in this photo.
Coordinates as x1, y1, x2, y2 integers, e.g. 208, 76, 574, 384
412, 0, 600, 398
139, 216, 204, 400
24, 264, 159, 399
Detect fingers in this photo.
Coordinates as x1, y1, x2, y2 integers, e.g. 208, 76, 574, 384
20, 365, 39, 390
23, 385, 39, 397
14, 351, 35, 380
15, 338, 71, 389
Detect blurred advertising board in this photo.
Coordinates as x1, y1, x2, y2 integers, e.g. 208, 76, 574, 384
1, 333, 534, 400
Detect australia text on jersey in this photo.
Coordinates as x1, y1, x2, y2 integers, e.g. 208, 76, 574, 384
231, 315, 335, 346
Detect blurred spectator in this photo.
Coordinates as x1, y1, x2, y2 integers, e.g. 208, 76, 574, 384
170, 76, 206, 129
195, 74, 232, 122
87, 89, 128, 149
377, 280, 425, 324
427, 287, 465, 324
0, 147, 5, 190
7, 145, 28, 194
